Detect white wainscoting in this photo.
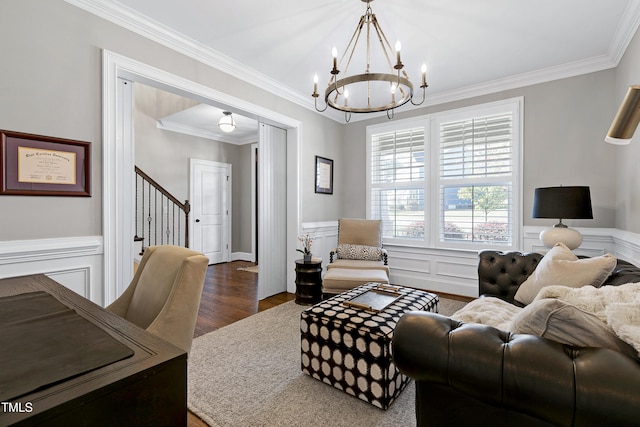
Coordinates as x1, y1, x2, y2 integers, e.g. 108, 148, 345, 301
0, 236, 104, 305
523, 226, 640, 265
385, 245, 480, 297
300, 221, 339, 274
2, 228, 639, 304
298, 224, 640, 298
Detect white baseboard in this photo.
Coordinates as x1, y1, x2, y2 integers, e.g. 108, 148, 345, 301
231, 252, 254, 262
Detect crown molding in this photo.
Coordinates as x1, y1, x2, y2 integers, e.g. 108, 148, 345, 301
607, 0, 640, 65
65, 0, 311, 108
66, 0, 640, 124
422, 54, 617, 109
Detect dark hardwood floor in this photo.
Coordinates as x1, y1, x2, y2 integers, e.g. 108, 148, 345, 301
188, 260, 295, 427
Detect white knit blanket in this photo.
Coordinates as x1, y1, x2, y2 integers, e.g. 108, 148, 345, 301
451, 283, 640, 354
450, 297, 522, 331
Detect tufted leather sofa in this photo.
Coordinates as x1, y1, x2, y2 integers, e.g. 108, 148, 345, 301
477, 250, 639, 304
392, 250, 640, 427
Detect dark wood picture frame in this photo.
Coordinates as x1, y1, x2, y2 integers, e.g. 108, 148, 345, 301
0, 130, 91, 197
315, 156, 333, 195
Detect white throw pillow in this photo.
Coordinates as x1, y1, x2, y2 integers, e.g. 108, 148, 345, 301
514, 242, 616, 305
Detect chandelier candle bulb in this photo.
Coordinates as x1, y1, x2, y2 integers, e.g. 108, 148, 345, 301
395, 41, 402, 65
313, 73, 318, 95
421, 63, 427, 87
332, 46, 338, 71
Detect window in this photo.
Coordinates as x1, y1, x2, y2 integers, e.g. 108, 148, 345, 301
367, 98, 521, 249
368, 122, 427, 242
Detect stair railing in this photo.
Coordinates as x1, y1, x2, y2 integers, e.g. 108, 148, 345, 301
135, 166, 190, 252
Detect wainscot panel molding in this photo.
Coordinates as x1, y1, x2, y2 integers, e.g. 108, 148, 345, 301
300, 221, 339, 278
0, 236, 104, 305
523, 227, 640, 266
610, 229, 640, 265
297, 225, 640, 298
385, 245, 479, 298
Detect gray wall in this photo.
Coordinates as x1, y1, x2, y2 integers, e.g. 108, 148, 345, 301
0, 0, 637, 246
134, 84, 254, 253
613, 26, 640, 232
0, 0, 343, 242
339, 69, 619, 231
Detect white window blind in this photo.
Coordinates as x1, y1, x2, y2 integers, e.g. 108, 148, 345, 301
370, 127, 426, 240
438, 112, 514, 245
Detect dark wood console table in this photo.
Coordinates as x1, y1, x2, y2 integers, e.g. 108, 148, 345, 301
0, 274, 186, 426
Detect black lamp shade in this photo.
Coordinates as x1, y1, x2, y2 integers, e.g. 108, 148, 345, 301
532, 186, 593, 220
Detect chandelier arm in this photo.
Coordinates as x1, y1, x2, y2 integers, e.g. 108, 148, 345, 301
332, 87, 341, 104
314, 96, 329, 112
340, 15, 366, 77
409, 86, 427, 106
387, 109, 395, 120
397, 72, 408, 97
371, 15, 401, 105
371, 15, 397, 75
333, 77, 343, 96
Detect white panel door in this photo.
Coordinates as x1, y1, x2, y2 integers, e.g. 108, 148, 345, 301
191, 159, 231, 264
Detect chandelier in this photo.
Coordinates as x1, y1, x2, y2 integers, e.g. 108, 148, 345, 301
312, 0, 427, 122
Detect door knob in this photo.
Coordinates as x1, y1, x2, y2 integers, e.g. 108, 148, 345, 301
195, 219, 201, 222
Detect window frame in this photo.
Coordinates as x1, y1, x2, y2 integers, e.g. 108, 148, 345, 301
366, 97, 523, 251
366, 118, 430, 246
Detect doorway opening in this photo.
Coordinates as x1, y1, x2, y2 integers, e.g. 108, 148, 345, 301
102, 50, 301, 305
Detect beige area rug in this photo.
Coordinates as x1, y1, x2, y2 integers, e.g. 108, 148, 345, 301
187, 295, 467, 427
236, 265, 258, 273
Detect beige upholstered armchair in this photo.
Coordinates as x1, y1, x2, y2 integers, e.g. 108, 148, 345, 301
107, 245, 208, 354
323, 218, 390, 295
329, 218, 388, 267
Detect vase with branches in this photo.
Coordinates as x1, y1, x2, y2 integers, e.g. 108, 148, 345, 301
297, 234, 313, 262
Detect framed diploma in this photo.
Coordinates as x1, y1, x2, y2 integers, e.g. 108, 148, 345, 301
0, 130, 91, 196
315, 155, 333, 194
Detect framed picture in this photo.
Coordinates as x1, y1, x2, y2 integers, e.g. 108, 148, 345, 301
0, 130, 91, 197
315, 156, 333, 194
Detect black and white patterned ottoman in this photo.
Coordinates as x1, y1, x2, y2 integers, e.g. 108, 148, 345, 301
300, 283, 439, 409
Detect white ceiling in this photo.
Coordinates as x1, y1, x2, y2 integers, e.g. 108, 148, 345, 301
70, 0, 640, 135
157, 104, 259, 145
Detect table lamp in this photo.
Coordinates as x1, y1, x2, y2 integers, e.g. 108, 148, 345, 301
532, 186, 593, 250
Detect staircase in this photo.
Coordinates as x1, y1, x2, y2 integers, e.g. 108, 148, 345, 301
135, 166, 190, 254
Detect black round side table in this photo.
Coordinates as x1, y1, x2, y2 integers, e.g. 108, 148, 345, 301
295, 259, 323, 305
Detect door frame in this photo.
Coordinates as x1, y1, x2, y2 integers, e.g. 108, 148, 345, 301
189, 158, 232, 263
102, 50, 302, 304
251, 143, 258, 264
